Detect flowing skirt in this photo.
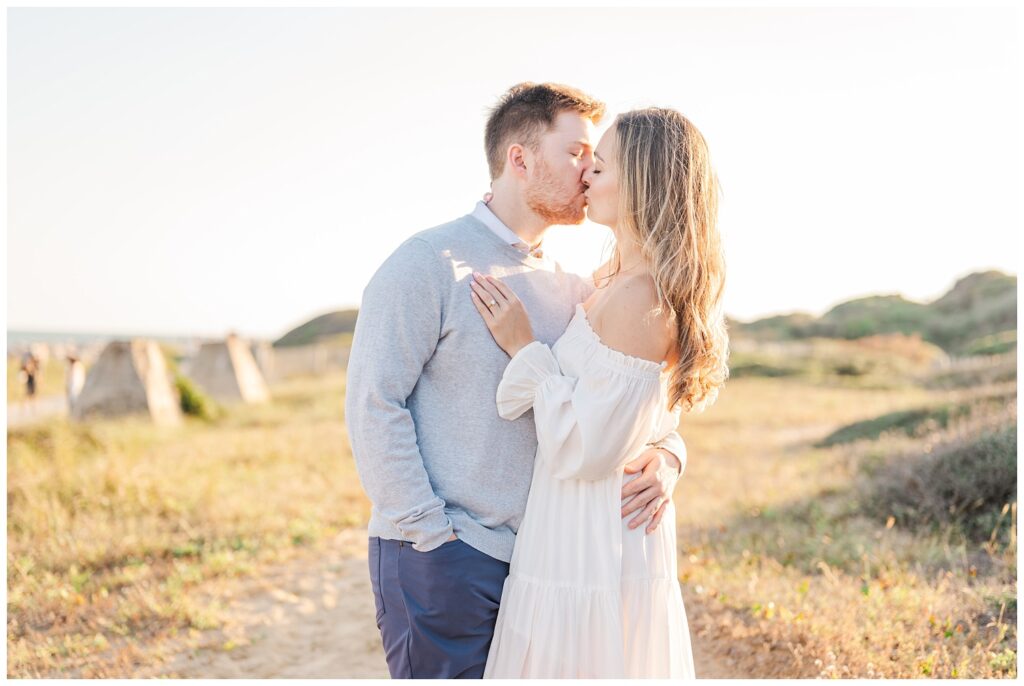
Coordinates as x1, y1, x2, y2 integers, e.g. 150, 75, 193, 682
483, 467, 696, 678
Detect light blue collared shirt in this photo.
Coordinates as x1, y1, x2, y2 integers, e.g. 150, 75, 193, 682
471, 201, 545, 259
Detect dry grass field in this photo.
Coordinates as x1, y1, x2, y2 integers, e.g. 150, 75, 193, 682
6, 340, 1018, 678
7, 372, 368, 677
676, 372, 1016, 678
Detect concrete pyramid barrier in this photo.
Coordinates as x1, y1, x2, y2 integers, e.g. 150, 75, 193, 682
73, 340, 182, 425
188, 333, 271, 404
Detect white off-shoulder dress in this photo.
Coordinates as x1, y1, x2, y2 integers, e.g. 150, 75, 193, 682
483, 303, 695, 679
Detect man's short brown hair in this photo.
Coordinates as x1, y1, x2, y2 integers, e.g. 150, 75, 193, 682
484, 82, 605, 181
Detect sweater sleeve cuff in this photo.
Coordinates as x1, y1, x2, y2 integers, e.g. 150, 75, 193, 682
404, 510, 455, 552
652, 431, 687, 475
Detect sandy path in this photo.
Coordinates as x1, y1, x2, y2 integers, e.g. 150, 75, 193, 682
146, 528, 736, 679
689, 610, 753, 678
7, 395, 67, 428
148, 528, 388, 678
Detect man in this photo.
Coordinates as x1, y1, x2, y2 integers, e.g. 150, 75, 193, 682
346, 82, 688, 679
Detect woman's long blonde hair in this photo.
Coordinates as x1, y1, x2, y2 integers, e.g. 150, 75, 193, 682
606, 107, 730, 413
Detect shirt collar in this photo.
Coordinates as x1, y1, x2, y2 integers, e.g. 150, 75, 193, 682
471, 201, 545, 259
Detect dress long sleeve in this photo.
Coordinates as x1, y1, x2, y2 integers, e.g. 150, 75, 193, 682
496, 340, 666, 481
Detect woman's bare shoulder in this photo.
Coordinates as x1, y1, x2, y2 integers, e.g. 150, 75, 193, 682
591, 274, 675, 364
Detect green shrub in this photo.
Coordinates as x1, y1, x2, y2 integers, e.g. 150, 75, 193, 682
819, 403, 973, 447
860, 424, 1017, 542
728, 362, 801, 379
832, 361, 867, 376
962, 330, 1017, 356
174, 374, 221, 421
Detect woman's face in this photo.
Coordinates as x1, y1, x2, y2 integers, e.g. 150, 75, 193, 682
582, 125, 619, 229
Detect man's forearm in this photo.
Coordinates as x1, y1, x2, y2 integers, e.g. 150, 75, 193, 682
346, 370, 454, 551
651, 431, 686, 475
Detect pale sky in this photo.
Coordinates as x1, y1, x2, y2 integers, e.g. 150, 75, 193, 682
7, 7, 1020, 339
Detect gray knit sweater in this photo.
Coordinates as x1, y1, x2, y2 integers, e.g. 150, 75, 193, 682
345, 212, 685, 563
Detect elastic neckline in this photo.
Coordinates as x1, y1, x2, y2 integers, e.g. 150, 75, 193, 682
573, 304, 669, 376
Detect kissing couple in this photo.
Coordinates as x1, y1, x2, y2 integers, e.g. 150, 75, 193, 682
346, 81, 729, 678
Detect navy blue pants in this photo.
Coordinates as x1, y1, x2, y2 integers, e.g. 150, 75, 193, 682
368, 536, 509, 678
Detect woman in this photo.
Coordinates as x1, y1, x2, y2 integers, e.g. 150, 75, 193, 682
470, 108, 729, 678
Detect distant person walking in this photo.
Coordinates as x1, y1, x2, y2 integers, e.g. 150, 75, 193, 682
19, 353, 39, 414
65, 353, 86, 416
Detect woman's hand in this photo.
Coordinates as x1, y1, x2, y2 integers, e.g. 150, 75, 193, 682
469, 272, 536, 358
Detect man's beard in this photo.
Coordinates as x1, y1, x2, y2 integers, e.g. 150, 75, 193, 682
524, 160, 586, 226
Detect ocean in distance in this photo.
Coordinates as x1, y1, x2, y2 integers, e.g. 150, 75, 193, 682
7, 329, 215, 349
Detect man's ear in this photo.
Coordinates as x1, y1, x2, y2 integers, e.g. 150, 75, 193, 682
506, 143, 529, 179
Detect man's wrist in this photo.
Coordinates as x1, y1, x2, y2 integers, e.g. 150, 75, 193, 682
660, 447, 682, 474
